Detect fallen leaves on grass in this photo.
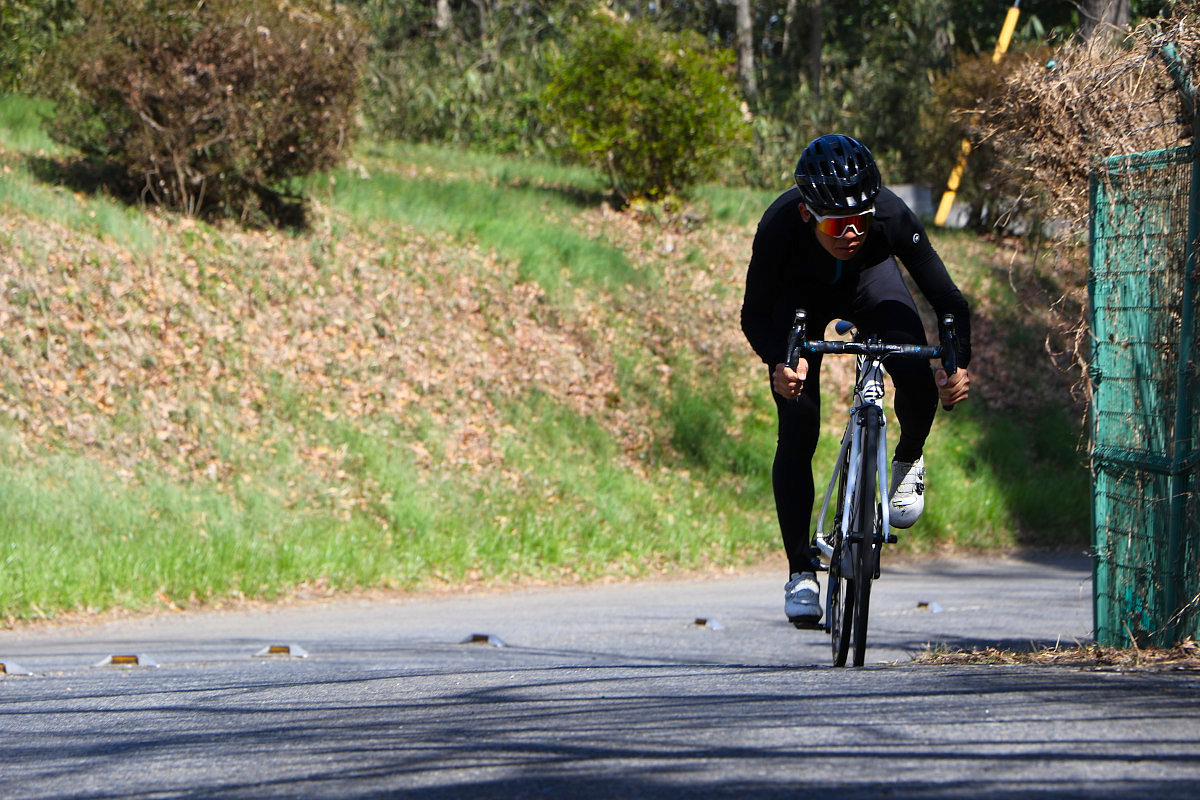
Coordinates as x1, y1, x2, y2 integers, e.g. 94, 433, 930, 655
915, 638, 1200, 672
0, 161, 1084, 527
0, 185, 762, 512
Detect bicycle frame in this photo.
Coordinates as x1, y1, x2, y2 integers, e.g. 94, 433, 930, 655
811, 347, 893, 569
786, 308, 956, 666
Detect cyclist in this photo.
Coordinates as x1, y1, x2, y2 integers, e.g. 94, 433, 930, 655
740, 134, 972, 627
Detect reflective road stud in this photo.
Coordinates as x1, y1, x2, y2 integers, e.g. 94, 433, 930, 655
94, 654, 160, 668
0, 661, 34, 676
253, 644, 309, 658
461, 633, 508, 648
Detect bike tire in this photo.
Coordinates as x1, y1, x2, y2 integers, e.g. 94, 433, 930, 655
850, 409, 881, 667
830, 555, 853, 667
830, 431, 855, 668
851, 553, 873, 666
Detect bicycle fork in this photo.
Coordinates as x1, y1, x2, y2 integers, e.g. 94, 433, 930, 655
812, 369, 894, 577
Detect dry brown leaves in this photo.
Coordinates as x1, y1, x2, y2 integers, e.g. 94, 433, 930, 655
971, 9, 1200, 412
0, 188, 763, 507
952, 16, 1200, 416
915, 637, 1200, 672
976, 9, 1200, 229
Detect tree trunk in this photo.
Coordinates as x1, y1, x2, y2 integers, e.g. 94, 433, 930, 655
734, 0, 758, 105
808, 0, 822, 100
782, 0, 798, 57
435, 0, 451, 32
1079, 0, 1130, 40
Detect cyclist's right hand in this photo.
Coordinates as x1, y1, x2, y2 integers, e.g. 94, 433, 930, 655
773, 362, 807, 399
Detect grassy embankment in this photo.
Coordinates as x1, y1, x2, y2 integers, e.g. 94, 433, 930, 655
0, 94, 1089, 623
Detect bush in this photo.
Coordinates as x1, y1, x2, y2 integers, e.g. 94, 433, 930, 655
38, 0, 366, 223
541, 15, 751, 203
919, 48, 1054, 232
360, 0, 584, 156
0, 1, 76, 92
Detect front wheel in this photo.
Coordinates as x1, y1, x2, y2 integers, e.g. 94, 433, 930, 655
848, 408, 881, 667
850, 542, 874, 666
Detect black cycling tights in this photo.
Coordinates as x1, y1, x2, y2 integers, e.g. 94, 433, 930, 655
770, 271, 938, 575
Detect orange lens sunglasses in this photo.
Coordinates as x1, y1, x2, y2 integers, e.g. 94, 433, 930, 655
810, 207, 875, 239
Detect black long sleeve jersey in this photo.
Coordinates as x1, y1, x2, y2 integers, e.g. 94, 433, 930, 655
740, 186, 972, 370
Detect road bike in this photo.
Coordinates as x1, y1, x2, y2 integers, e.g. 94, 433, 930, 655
786, 309, 958, 667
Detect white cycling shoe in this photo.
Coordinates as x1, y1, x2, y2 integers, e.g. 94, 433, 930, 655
785, 571, 822, 627
889, 456, 926, 529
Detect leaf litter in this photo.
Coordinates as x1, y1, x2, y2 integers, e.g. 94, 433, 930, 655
915, 638, 1200, 672
0, 185, 763, 516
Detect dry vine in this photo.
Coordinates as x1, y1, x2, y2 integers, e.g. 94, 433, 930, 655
969, 6, 1200, 411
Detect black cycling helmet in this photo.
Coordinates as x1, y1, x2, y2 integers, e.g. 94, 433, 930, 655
793, 134, 881, 211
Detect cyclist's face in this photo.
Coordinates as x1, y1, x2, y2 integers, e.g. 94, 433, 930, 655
799, 204, 869, 260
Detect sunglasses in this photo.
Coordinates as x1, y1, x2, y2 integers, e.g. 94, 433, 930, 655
809, 207, 875, 239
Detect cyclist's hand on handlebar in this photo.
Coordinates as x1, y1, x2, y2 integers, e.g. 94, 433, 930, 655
935, 367, 970, 407
773, 362, 807, 399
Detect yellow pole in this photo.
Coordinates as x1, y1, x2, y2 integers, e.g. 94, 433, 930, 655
934, 1, 1021, 226
934, 139, 973, 225
992, 2, 1021, 64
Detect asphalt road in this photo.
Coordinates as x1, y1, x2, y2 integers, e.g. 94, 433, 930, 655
3, 551, 1199, 799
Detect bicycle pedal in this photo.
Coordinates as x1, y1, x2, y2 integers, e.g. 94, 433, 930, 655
884, 533, 898, 544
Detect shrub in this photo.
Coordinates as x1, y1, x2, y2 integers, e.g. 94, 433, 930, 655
541, 15, 751, 203
0, 1, 76, 92
38, 0, 366, 223
919, 48, 1054, 232
360, 0, 583, 156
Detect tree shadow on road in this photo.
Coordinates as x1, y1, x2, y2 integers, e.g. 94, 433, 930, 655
4, 651, 1200, 798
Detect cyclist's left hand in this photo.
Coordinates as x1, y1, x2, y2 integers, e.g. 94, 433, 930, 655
936, 367, 970, 407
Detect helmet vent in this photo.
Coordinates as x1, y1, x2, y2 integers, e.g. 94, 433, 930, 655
794, 134, 881, 213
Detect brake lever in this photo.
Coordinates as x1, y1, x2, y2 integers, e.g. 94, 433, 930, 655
786, 309, 807, 371
784, 309, 807, 404
939, 313, 957, 412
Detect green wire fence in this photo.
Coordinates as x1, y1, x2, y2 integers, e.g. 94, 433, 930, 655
1089, 139, 1200, 648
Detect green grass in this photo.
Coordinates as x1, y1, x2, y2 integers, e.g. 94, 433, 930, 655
0, 94, 61, 155
485, 392, 776, 577
0, 111, 1091, 622
0, 189, 159, 254
0, 95, 159, 251
690, 182, 782, 225
318, 142, 638, 294
918, 402, 1089, 550
0, 397, 778, 618
327, 168, 639, 293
